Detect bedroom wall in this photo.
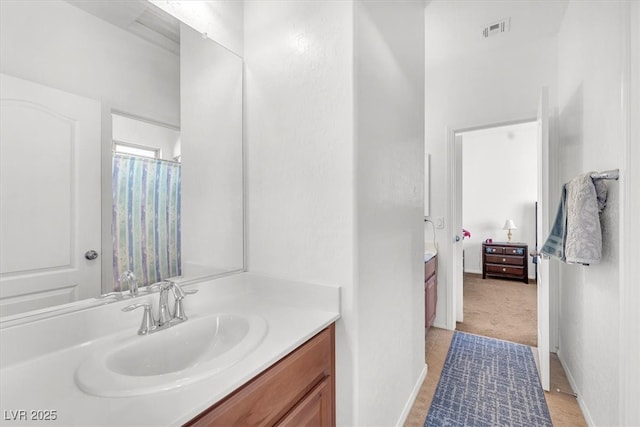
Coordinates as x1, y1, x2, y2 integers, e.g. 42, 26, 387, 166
555, 1, 627, 424
462, 123, 537, 278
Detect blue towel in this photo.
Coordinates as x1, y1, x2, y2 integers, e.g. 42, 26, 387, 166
541, 185, 568, 262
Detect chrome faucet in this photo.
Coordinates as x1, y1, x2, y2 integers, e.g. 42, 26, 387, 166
119, 271, 138, 297
156, 280, 175, 327
122, 280, 197, 335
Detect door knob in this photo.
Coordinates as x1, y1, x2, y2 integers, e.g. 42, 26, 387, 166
84, 250, 99, 260
455, 235, 461, 242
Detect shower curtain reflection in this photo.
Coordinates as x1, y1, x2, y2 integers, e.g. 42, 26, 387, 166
112, 154, 181, 290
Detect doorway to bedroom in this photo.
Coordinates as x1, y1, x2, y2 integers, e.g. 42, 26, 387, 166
456, 121, 538, 347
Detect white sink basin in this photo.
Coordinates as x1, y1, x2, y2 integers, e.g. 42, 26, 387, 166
75, 313, 267, 397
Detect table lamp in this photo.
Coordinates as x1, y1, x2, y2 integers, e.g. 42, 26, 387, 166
503, 219, 517, 242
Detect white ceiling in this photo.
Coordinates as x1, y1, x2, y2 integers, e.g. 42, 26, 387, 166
425, 0, 569, 66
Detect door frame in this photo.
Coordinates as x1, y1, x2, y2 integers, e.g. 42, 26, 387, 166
445, 117, 537, 331
446, 109, 558, 389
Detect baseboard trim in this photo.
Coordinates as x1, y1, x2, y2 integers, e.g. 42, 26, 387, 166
557, 349, 595, 427
395, 364, 428, 427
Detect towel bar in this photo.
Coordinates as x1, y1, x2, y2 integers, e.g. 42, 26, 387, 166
590, 169, 619, 180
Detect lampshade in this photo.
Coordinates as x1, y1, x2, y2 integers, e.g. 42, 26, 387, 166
503, 219, 517, 230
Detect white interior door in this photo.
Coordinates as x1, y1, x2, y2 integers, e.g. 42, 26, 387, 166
0, 73, 101, 317
453, 134, 464, 323
536, 86, 550, 391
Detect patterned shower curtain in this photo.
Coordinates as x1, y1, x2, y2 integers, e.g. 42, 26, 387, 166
112, 154, 181, 289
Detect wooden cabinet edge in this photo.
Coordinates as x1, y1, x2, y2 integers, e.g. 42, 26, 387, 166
424, 256, 437, 334
185, 323, 336, 427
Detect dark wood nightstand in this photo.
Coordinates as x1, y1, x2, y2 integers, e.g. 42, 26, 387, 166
482, 242, 528, 283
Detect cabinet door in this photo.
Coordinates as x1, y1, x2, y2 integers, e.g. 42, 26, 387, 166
426, 275, 436, 330
277, 377, 332, 427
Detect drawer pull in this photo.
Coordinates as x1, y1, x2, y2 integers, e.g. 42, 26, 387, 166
502, 258, 506, 262
502, 268, 506, 272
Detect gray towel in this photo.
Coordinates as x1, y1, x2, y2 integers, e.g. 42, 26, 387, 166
541, 172, 608, 265
565, 173, 608, 264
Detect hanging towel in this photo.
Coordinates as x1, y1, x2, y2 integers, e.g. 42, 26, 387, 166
565, 173, 608, 264
541, 172, 608, 265
540, 185, 568, 262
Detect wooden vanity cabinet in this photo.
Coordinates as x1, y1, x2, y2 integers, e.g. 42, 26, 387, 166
425, 256, 437, 334
185, 324, 335, 427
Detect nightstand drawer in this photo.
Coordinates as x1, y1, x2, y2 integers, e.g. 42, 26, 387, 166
486, 254, 524, 266
486, 264, 524, 276
485, 246, 504, 254
504, 247, 525, 256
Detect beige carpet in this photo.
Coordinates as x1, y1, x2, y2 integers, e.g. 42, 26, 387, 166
456, 273, 537, 347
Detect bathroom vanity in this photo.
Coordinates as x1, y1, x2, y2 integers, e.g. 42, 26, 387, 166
187, 325, 334, 426
0, 274, 340, 426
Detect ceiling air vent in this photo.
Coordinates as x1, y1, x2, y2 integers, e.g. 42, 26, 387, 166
482, 18, 510, 38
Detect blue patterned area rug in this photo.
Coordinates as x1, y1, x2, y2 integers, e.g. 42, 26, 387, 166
425, 331, 552, 427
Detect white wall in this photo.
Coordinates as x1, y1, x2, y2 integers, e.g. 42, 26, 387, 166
354, 1, 425, 425
244, 1, 356, 423
462, 123, 538, 278
425, 2, 558, 328
245, 1, 425, 425
180, 23, 244, 278
112, 114, 180, 162
0, 0, 180, 127
555, 1, 628, 424
149, 0, 244, 56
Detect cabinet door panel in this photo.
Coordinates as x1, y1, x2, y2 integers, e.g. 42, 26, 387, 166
277, 378, 331, 427
426, 275, 436, 329
424, 258, 436, 280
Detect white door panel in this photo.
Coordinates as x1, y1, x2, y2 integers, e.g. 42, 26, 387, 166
0, 73, 101, 317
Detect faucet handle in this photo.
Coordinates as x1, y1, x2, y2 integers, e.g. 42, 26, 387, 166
122, 303, 156, 335
148, 280, 173, 293
171, 282, 185, 299
172, 288, 197, 322
122, 303, 148, 312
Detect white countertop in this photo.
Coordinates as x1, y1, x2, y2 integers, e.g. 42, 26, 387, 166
0, 273, 340, 426
424, 245, 437, 262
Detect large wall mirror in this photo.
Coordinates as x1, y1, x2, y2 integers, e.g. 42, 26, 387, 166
0, 0, 244, 320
